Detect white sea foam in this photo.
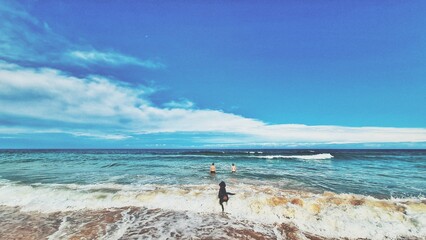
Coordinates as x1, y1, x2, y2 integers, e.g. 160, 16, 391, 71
0, 181, 425, 239
254, 153, 334, 160
47, 216, 69, 240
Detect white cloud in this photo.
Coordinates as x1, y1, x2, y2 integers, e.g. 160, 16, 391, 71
163, 99, 195, 109
0, 1, 164, 70
0, 1, 66, 63
0, 61, 149, 126
70, 132, 132, 140
1, 62, 426, 145
67, 50, 165, 69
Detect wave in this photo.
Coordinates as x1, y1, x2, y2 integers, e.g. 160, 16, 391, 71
0, 205, 315, 239
0, 181, 425, 239
181, 150, 227, 155
254, 153, 334, 160
100, 162, 126, 168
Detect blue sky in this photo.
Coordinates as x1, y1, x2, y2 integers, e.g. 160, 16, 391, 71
0, 0, 425, 148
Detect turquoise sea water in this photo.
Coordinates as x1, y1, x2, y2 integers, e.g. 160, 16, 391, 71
1, 149, 426, 239
0, 149, 424, 198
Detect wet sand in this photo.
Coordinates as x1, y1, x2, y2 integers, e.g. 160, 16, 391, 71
0, 205, 331, 240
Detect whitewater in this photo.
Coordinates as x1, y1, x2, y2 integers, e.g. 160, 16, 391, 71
0, 149, 425, 239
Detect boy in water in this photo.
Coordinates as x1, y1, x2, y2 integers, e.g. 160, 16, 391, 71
231, 163, 236, 173
210, 163, 216, 173
218, 181, 235, 212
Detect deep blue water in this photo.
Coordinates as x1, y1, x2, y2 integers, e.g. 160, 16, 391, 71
0, 149, 425, 198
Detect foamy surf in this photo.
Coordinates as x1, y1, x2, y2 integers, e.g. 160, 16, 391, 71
1, 149, 425, 239
0, 205, 301, 240
0, 181, 425, 239
254, 153, 334, 160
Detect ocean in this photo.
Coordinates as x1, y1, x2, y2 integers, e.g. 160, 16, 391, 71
0, 149, 425, 239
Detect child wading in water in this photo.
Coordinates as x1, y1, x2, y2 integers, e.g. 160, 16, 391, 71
218, 181, 235, 212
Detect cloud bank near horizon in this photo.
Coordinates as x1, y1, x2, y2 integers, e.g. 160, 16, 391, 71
1, 61, 425, 147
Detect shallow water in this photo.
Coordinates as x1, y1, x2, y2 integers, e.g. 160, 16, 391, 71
0, 149, 425, 239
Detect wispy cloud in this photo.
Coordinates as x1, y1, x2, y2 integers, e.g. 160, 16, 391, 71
67, 50, 165, 69
163, 99, 195, 109
0, 1, 66, 63
70, 132, 132, 140
0, 1, 164, 70
1, 61, 425, 146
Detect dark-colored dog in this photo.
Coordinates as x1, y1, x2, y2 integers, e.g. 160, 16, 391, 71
218, 181, 235, 212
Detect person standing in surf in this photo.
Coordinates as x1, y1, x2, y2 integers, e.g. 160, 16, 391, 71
231, 163, 236, 173
218, 181, 235, 212
210, 163, 216, 174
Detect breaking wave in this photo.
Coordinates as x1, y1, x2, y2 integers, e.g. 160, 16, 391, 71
254, 153, 334, 160
0, 181, 425, 239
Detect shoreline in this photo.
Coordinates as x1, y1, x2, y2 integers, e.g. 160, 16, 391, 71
1, 204, 424, 240
0, 182, 425, 239
0, 205, 330, 240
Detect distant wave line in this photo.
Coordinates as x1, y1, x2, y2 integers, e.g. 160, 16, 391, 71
254, 153, 334, 160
